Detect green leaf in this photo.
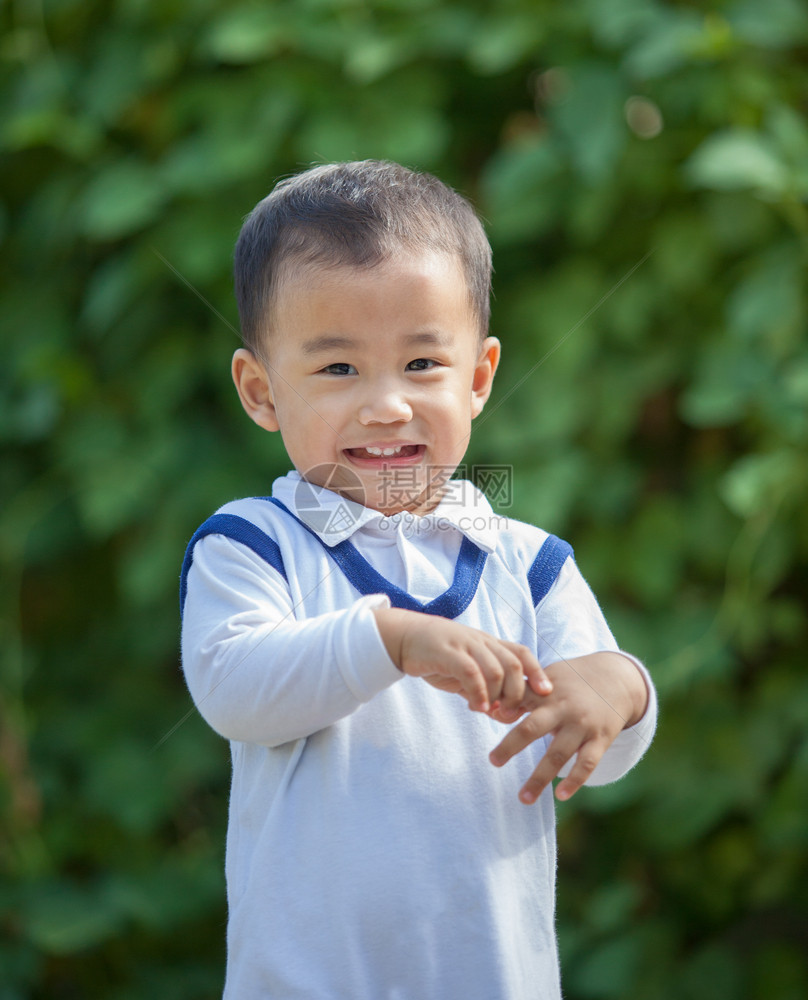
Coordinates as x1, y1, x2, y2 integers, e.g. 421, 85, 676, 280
201, 6, 290, 63
550, 63, 627, 181
679, 944, 744, 1000
586, 0, 660, 49
344, 34, 413, 83
725, 244, 803, 348
766, 102, 808, 166
622, 9, 706, 78
294, 73, 449, 165
481, 135, 564, 243
83, 738, 174, 834
720, 449, 803, 519
467, 14, 546, 75
570, 932, 644, 998
727, 0, 808, 49
22, 882, 124, 954
685, 129, 789, 196
79, 161, 167, 240
679, 337, 773, 427
750, 942, 808, 1000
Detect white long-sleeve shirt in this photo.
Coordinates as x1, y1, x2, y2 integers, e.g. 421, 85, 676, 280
181, 473, 657, 1000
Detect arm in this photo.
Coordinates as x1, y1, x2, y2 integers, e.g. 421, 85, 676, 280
182, 533, 552, 746
373, 606, 552, 713
490, 558, 658, 802
181, 533, 402, 746
490, 650, 655, 803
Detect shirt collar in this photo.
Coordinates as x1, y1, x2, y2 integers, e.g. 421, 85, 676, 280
271, 472, 502, 552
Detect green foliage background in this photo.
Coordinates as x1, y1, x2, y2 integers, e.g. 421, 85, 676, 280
2, 0, 807, 996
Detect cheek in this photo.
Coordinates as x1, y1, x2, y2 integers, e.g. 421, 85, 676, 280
430, 372, 475, 404
420, 384, 474, 433
282, 389, 350, 446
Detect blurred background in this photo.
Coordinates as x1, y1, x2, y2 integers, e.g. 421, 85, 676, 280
2, 0, 807, 997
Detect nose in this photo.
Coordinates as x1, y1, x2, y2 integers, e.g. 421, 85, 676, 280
358, 380, 413, 425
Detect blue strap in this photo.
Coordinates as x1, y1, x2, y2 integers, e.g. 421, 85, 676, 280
180, 513, 287, 614
527, 535, 573, 607
181, 506, 570, 618
265, 498, 488, 620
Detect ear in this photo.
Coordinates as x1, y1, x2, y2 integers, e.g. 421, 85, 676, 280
232, 348, 280, 432
470, 337, 500, 418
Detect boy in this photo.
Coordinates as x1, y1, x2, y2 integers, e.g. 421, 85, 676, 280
180, 160, 656, 999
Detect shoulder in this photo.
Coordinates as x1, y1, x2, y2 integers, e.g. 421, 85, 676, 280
490, 513, 570, 564
185, 496, 300, 555
489, 514, 575, 607
180, 496, 301, 611
208, 495, 296, 540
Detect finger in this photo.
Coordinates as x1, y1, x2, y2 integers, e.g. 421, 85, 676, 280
503, 642, 552, 696
516, 732, 584, 805
487, 698, 528, 724
489, 707, 555, 767
493, 647, 528, 711
470, 644, 508, 710
456, 654, 494, 713
489, 704, 526, 724
553, 737, 609, 802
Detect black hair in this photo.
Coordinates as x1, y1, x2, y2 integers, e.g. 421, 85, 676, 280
233, 160, 492, 350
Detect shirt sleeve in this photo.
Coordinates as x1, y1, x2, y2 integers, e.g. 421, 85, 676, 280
180, 532, 402, 747
534, 557, 658, 785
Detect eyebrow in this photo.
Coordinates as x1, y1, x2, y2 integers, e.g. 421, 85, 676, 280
301, 331, 450, 355
301, 336, 357, 356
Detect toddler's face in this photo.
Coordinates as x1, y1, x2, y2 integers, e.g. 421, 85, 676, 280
234, 252, 499, 516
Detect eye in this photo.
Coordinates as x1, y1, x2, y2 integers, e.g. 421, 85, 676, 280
406, 358, 438, 371
320, 362, 357, 376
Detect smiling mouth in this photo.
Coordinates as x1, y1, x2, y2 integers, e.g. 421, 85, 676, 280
345, 444, 422, 461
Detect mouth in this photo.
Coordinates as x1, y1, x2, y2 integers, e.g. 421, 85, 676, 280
344, 443, 424, 464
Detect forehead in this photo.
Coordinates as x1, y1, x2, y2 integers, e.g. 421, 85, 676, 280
267, 251, 478, 351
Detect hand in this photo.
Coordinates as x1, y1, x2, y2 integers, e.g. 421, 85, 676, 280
373, 608, 552, 714
489, 652, 648, 803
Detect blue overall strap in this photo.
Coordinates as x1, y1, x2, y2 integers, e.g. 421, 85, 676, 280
263, 497, 488, 620
527, 534, 574, 607
180, 513, 287, 614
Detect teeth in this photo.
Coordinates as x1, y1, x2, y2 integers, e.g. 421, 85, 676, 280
365, 445, 403, 456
